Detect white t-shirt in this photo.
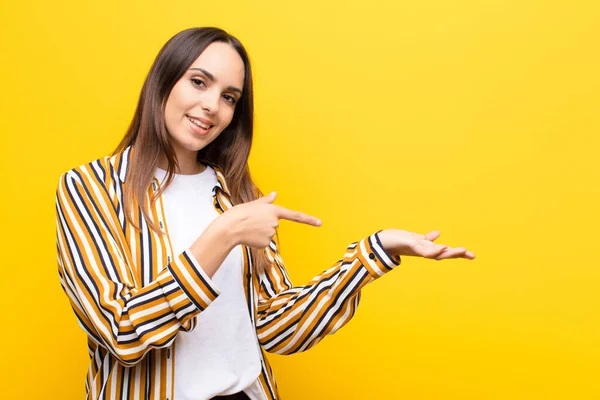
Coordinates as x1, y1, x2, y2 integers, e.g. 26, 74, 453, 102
154, 166, 265, 400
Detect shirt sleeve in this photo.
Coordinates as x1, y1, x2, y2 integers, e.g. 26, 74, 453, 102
256, 232, 400, 355
55, 168, 221, 366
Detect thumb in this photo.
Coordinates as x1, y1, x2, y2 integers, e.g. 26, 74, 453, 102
254, 191, 277, 204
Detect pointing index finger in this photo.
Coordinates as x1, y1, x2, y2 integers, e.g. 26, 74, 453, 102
274, 205, 322, 227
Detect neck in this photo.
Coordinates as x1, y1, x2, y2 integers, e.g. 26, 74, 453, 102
158, 149, 206, 175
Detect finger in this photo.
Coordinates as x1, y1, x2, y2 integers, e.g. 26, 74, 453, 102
444, 248, 476, 260
254, 191, 277, 204
275, 206, 322, 227
424, 230, 441, 242
434, 247, 467, 260
428, 245, 448, 258
416, 242, 447, 258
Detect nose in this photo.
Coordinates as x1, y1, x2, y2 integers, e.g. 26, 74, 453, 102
200, 89, 220, 114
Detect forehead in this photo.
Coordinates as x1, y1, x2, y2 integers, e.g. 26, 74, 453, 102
189, 42, 245, 89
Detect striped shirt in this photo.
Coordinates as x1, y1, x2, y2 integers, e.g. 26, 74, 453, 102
55, 146, 401, 400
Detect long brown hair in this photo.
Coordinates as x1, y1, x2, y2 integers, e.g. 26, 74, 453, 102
114, 27, 270, 273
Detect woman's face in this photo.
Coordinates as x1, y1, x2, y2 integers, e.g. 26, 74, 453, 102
164, 41, 245, 160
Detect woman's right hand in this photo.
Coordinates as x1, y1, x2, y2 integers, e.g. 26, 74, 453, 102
215, 192, 322, 249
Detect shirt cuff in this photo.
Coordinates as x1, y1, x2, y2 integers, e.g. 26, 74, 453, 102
357, 231, 401, 279
164, 249, 221, 312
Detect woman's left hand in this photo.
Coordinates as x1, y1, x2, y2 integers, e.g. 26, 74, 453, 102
377, 229, 475, 260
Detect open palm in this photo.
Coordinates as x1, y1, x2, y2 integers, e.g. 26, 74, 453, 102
378, 229, 475, 260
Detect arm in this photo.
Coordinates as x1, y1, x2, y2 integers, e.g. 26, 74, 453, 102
221, 191, 472, 355
56, 169, 228, 366
255, 232, 400, 355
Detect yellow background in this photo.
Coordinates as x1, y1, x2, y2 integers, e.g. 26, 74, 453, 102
1, 0, 599, 398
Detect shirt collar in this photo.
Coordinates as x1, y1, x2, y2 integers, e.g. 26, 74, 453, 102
112, 145, 231, 197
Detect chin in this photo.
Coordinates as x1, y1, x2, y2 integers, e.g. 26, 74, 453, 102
188, 134, 220, 152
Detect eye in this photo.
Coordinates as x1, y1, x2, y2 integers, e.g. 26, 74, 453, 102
223, 94, 237, 104
191, 78, 205, 88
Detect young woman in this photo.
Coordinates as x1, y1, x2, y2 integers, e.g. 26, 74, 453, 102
55, 27, 475, 400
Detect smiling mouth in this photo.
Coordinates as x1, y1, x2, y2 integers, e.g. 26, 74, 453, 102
187, 115, 214, 130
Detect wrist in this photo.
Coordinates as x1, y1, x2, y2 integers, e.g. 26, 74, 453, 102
375, 229, 402, 261
212, 212, 239, 251
376, 229, 391, 252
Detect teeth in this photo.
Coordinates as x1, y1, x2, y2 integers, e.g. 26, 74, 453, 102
188, 117, 211, 130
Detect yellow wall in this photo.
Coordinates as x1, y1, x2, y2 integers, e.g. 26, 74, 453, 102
2, 0, 599, 398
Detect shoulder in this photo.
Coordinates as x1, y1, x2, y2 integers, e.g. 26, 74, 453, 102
57, 147, 132, 193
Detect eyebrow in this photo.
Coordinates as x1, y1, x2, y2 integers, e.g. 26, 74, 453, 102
189, 67, 243, 95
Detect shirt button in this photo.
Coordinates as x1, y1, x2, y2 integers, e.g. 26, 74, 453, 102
369, 253, 375, 260
152, 182, 157, 191
246, 273, 251, 279
167, 256, 171, 263
159, 221, 164, 229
